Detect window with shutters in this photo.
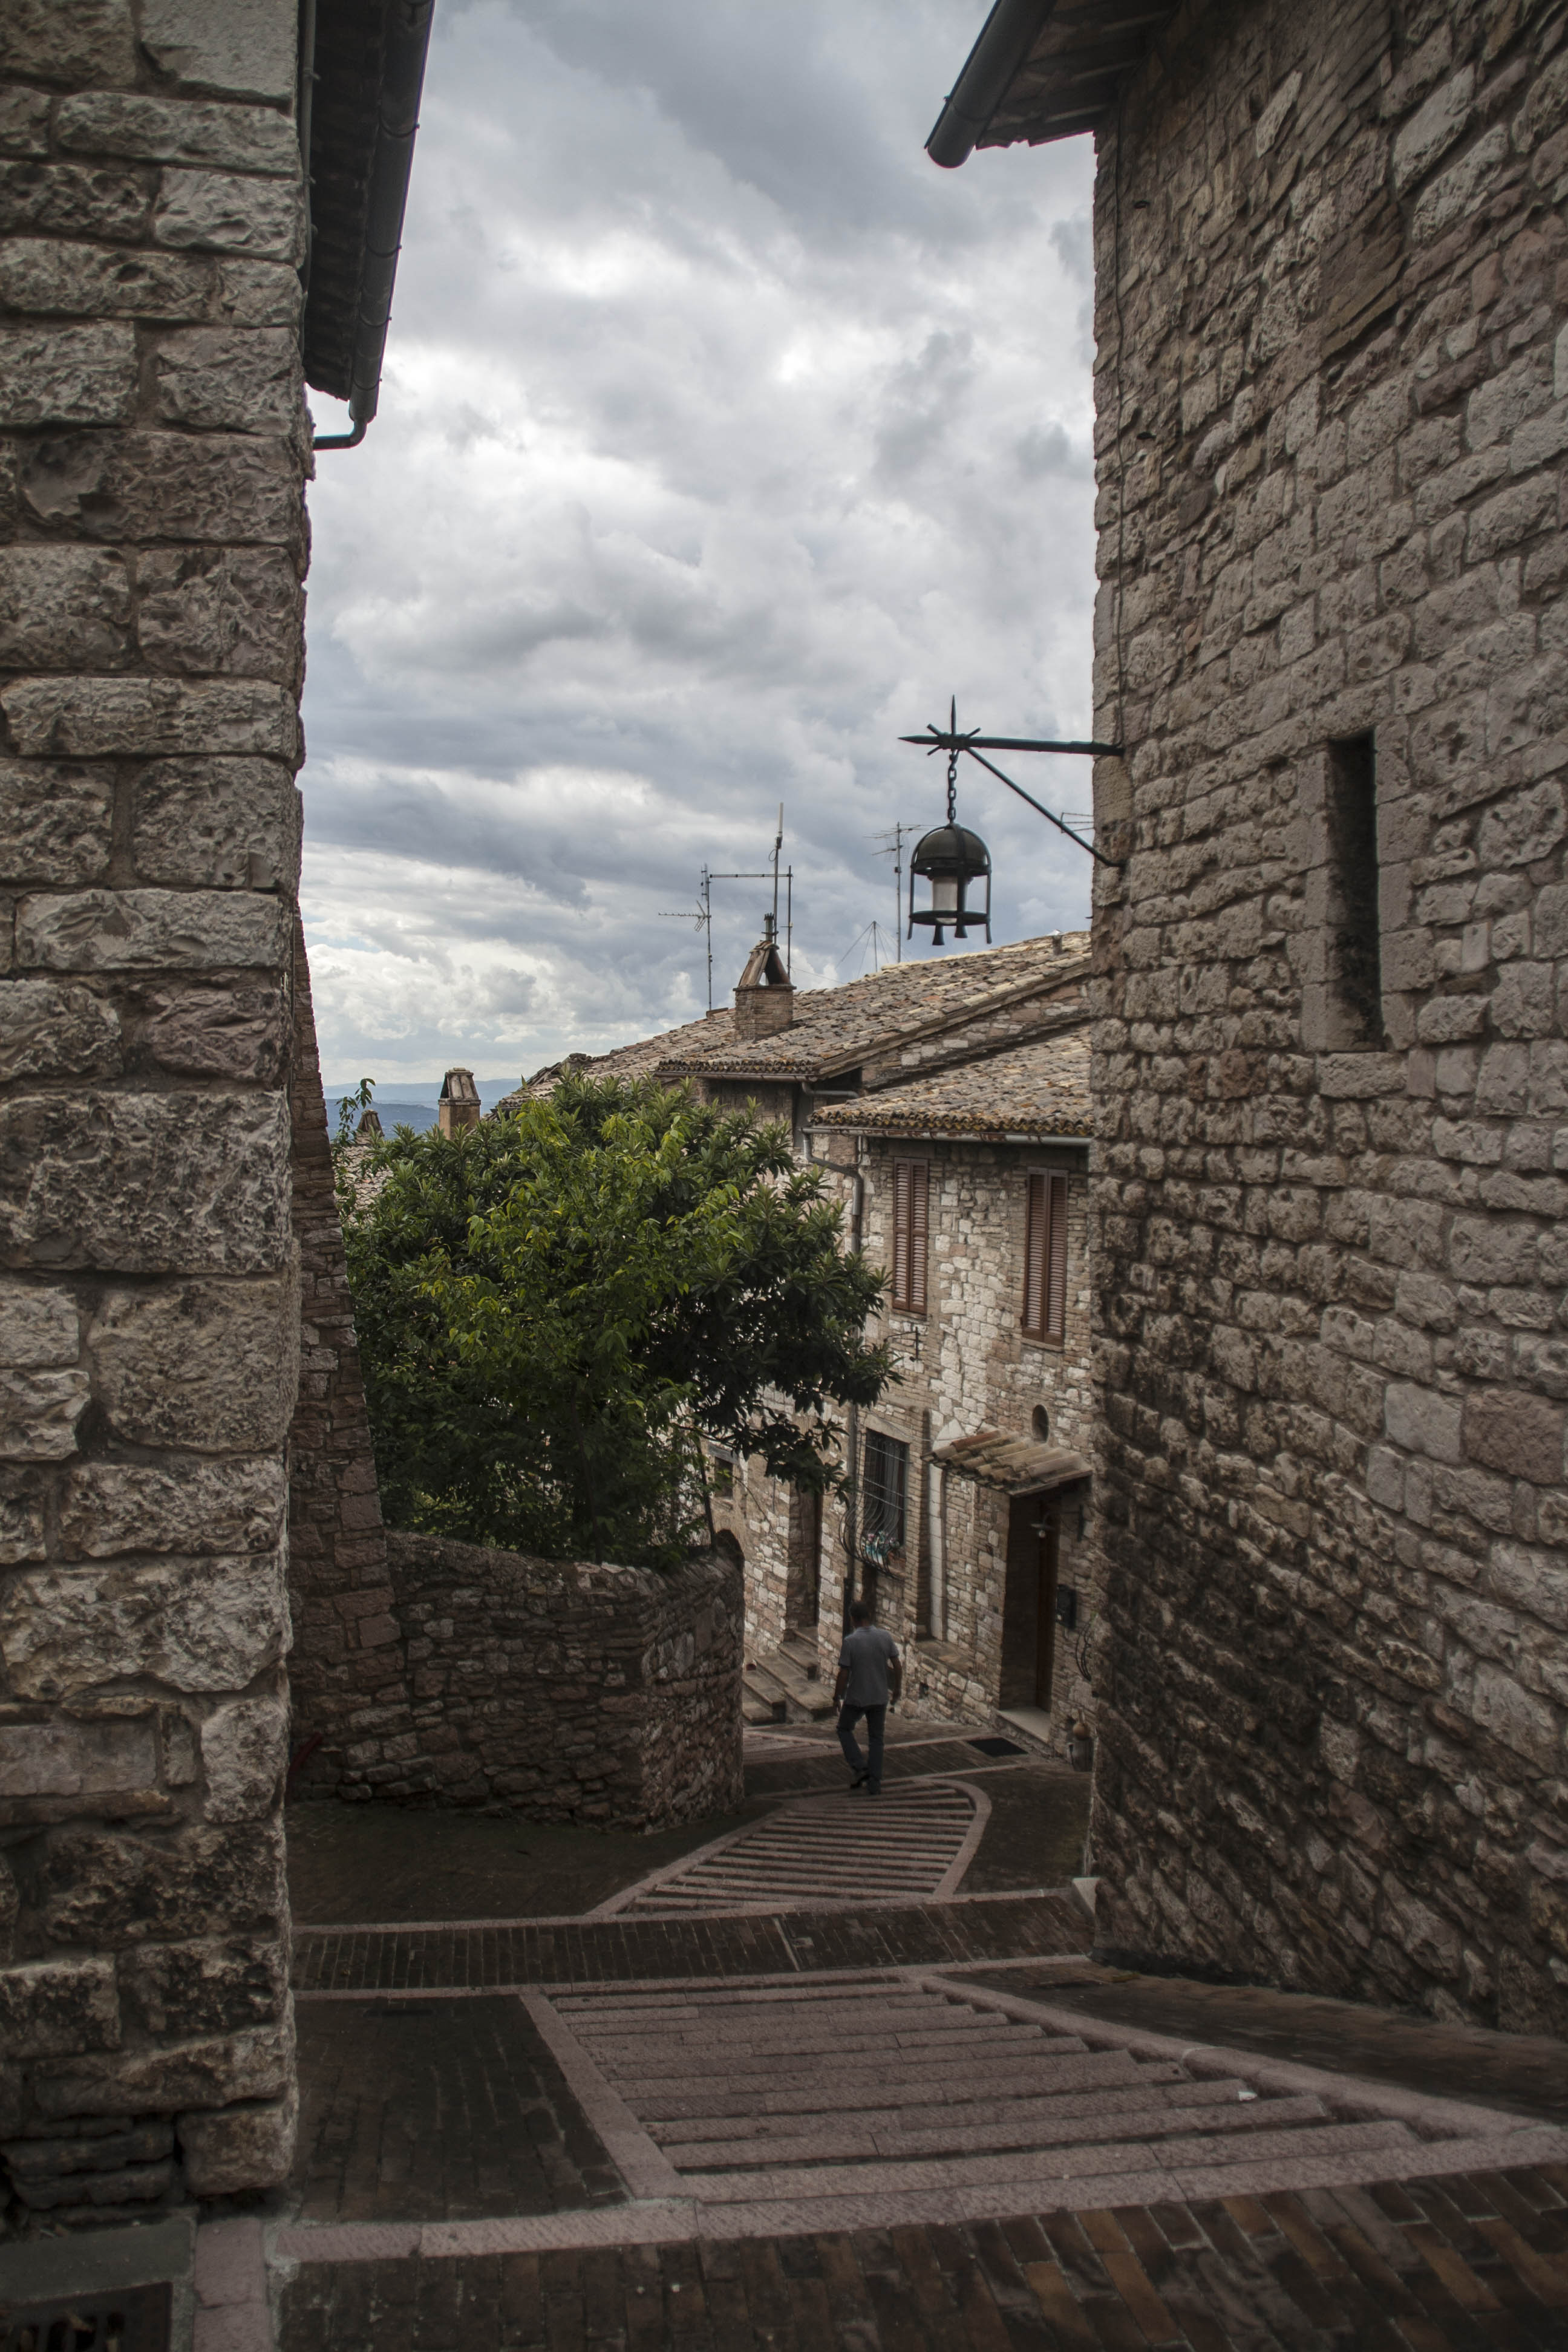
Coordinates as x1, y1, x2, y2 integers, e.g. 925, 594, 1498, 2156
890, 1158, 929, 1313
1022, 1171, 1069, 1345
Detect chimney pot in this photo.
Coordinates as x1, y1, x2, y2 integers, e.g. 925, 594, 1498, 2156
437, 1067, 482, 1135
733, 935, 794, 1040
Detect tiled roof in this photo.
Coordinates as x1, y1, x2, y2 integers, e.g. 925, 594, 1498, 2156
810, 1028, 1091, 1140
656, 932, 1090, 1085
932, 1428, 1091, 1497
492, 1010, 736, 1114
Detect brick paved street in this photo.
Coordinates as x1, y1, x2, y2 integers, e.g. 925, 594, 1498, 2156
292, 1890, 1095, 1992
266, 1741, 1568, 2347
293, 1998, 626, 2224
278, 2169, 1568, 2348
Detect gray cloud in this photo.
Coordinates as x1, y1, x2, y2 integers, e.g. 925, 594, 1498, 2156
301, 0, 1097, 1085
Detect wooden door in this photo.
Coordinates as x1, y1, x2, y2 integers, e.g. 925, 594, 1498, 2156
1034, 1513, 1059, 1708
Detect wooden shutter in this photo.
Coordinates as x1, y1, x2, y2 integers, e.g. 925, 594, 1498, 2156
892, 1158, 927, 1312
1022, 1173, 1046, 1337
1045, 1172, 1068, 1342
1023, 1172, 1068, 1342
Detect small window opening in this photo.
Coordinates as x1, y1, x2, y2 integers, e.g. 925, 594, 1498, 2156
1323, 731, 1381, 1047
708, 1446, 734, 1498
1032, 1406, 1051, 1441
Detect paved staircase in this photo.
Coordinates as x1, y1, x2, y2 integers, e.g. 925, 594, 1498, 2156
548, 1975, 1552, 2215
596, 1782, 982, 1918
741, 1629, 834, 1725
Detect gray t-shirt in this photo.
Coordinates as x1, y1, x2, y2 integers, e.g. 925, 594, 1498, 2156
838, 1625, 900, 1707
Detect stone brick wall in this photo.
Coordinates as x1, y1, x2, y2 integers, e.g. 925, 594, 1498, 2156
284, 921, 402, 1795
0, 0, 305, 2220
341, 1533, 745, 1831
1089, 0, 1568, 2031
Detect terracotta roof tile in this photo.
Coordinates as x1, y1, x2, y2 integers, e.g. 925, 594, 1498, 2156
656, 931, 1089, 1083
811, 1028, 1091, 1140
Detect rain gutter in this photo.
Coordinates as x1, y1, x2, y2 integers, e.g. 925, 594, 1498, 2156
313, 0, 436, 449
926, 0, 1054, 169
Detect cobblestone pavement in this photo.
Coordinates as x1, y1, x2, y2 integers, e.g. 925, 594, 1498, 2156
278, 2167, 1568, 2348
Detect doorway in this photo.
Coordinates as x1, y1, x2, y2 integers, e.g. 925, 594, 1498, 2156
1001, 1493, 1057, 1711
786, 1486, 822, 1627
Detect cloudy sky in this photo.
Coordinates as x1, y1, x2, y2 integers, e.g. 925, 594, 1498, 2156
302, 0, 1097, 1091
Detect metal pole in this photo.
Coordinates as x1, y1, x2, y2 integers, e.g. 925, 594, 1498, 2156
702, 867, 711, 1011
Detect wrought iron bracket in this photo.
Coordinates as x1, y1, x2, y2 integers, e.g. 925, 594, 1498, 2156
900, 710, 1126, 867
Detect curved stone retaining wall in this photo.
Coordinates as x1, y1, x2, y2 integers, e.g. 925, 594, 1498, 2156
300, 1532, 745, 1833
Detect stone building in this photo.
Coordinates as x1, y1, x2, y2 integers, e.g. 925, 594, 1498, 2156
0, 0, 431, 2223
806, 1028, 1097, 1753
936, 0, 1568, 2031
521, 932, 1102, 1755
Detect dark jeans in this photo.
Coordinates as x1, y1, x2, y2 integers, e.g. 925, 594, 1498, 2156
838, 1700, 886, 1792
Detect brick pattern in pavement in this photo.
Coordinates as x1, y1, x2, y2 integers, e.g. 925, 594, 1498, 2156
278, 2164, 1568, 2348
970, 1963, 1568, 2135
292, 1891, 1091, 1992
293, 1996, 626, 2224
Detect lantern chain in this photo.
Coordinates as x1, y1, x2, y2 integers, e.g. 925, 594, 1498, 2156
946, 745, 958, 826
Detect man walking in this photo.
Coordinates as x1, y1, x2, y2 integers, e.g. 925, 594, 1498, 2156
835, 1597, 901, 1795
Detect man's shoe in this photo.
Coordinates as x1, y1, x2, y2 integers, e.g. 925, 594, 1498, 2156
849, 1769, 869, 1789
866, 1785, 881, 1796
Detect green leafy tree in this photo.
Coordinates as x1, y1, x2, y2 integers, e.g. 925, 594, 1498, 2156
339, 1074, 889, 1567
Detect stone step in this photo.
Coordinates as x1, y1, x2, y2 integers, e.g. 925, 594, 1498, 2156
745, 1642, 834, 1722
582, 2019, 1056, 2065
617, 1783, 979, 1915
661, 2091, 1334, 2173
648, 2067, 1202, 2146
571, 1994, 947, 2038
671, 2116, 1419, 2205
569, 1993, 944, 2033
617, 2048, 1151, 2119
741, 1678, 786, 1725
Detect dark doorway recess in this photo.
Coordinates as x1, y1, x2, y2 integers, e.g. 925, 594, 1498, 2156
1001, 1495, 1058, 1710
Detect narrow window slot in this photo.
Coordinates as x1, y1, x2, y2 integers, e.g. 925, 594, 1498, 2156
1323, 731, 1381, 1047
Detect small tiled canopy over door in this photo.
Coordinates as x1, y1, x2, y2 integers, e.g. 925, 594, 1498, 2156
892, 1157, 929, 1312
1022, 1172, 1068, 1342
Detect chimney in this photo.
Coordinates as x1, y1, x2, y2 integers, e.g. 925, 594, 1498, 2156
732, 917, 794, 1041
355, 1107, 384, 1140
437, 1067, 481, 1135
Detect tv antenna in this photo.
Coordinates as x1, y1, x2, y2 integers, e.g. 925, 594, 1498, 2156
659, 808, 794, 1011
871, 822, 918, 962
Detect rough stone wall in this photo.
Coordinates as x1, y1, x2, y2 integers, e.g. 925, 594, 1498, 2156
0, 0, 307, 2215
284, 921, 401, 1795
1089, 0, 1568, 2031
349, 1533, 745, 1830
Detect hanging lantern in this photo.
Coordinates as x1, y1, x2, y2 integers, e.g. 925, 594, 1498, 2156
908, 723, 991, 946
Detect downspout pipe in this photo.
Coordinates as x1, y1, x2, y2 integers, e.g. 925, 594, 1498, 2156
313, 0, 436, 449
926, 0, 1054, 169
842, 1155, 867, 1632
